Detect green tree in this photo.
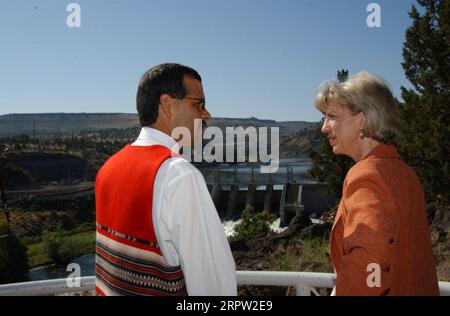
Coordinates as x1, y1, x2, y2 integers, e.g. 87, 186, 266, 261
232, 206, 276, 241
0, 234, 29, 284
399, 0, 450, 204
308, 69, 354, 200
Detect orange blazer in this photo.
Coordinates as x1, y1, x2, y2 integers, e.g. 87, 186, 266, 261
330, 144, 440, 296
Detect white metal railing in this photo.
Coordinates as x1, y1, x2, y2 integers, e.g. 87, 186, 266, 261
0, 271, 449, 296
236, 271, 335, 296
0, 276, 95, 296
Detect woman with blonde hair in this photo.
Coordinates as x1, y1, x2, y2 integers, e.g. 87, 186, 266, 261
316, 71, 439, 296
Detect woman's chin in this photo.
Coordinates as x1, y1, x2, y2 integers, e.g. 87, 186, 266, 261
331, 146, 341, 155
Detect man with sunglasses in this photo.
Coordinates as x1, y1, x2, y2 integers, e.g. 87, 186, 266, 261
94, 63, 237, 296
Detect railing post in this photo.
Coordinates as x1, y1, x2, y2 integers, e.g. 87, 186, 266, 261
296, 282, 311, 296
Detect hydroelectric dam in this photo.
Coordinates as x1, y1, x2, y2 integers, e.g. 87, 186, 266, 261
196, 158, 336, 226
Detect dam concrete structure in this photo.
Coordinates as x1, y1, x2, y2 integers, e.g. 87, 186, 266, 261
199, 161, 336, 227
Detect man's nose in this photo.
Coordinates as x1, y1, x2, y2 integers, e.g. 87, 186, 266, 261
202, 108, 211, 120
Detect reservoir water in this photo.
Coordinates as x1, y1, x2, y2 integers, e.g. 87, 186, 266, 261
28, 253, 95, 281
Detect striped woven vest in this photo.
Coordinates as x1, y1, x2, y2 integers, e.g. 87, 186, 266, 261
95, 144, 187, 296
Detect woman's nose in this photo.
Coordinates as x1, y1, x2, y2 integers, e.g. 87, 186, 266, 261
321, 119, 329, 134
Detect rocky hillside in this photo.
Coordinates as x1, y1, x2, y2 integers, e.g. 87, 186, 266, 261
0, 113, 322, 158
280, 122, 322, 157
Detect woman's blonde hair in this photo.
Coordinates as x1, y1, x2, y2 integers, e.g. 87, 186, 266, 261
315, 71, 400, 145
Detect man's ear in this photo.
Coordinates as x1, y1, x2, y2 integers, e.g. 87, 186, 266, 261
159, 94, 173, 119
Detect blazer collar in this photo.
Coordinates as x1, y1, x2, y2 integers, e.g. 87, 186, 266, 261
362, 143, 399, 161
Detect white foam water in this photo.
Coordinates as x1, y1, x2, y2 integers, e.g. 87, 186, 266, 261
222, 217, 288, 237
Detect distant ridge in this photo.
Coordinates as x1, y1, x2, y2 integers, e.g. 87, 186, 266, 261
0, 113, 316, 138
0, 113, 139, 137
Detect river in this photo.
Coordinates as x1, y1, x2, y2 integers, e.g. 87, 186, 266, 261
28, 253, 95, 281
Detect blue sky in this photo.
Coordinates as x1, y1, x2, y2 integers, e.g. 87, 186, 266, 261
0, 0, 418, 122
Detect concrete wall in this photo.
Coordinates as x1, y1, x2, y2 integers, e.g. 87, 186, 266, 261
301, 183, 336, 217
209, 183, 335, 222
209, 185, 282, 220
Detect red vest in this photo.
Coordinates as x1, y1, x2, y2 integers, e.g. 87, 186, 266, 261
95, 145, 187, 296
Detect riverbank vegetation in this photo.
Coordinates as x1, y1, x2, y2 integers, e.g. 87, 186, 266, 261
27, 226, 95, 267
0, 195, 96, 279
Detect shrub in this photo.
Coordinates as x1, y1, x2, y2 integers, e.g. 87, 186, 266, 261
42, 231, 85, 264
232, 206, 276, 241
74, 222, 95, 233
56, 213, 75, 231
0, 218, 7, 236
29, 202, 43, 212
57, 239, 79, 263
42, 232, 61, 262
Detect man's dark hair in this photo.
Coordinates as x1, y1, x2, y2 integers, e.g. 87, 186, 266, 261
136, 63, 202, 126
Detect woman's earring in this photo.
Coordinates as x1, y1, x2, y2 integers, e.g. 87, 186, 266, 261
359, 130, 365, 139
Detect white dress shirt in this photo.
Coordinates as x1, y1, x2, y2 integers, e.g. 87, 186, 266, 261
131, 127, 237, 296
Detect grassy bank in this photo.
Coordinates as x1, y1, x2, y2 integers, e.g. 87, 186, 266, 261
24, 229, 95, 268
270, 236, 333, 273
